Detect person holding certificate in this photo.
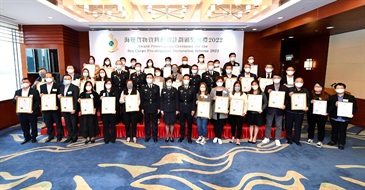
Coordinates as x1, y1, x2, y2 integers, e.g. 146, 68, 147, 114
327, 83, 358, 150
228, 81, 248, 145
306, 82, 329, 148
178, 56, 192, 74
195, 82, 211, 145
285, 77, 310, 146
246, 80, 267, 144
238, 63, 257, 80
13, 78, 41, 144
281, 67, 295, 88
130, 63, 147, 125
60, 65, 80, 83
79, 81, 100, 144
95, 68, 110, 81
83, 55, 100, 79
58, 74, 80, 143
100, 79, 118, 144
102, 57, 113, 69
222, 52, 240, 76
211, 76, 229, 145
80, 68, 94, 91
202, 61, 220, 93
144, 59, 156, 74
161, 57, 172, 79
160, 77, 179, 143
262, 74, 288, 147
120, 80, 140, 143
40, 73, 64, 143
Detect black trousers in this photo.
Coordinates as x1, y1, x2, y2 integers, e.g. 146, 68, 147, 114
101, 114, 116, 142
179, 112, 193, 138
213, 119, 226, 138
144, 112, 158, 139
285, 112, 304, 142
18, 113, 38, 140
43, 111, 63, 138
124, 112, 138, 138
307, 113, 327, 141
330, 119, 349, 145
229, 115, 244, 139
63, 113, 78, 139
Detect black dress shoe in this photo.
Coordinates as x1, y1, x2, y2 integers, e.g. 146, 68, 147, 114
153, 138, 158, 142
111, 140, 116, 143
64, 138, 72, 143
21, 139, 31, 145
105, 141, 109, 144
91, 139, 95, 143
188, 138, 192, 144
248, 141, 252, 144
252, 141, 257, 144
45, 138, 54, 143
294, 141, 302, 146
178, 137, 184, 142
57, 137, 62, 142
72, 138, 78, 143
170, 139, 174, 143
338, 144, 345, 150
145, 138, 150, 142
165, 139, 169, 142
327, 141, 337, 146
286, 140, 292, 144
84, 139, 90, 144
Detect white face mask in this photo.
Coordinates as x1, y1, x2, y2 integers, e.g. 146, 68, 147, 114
46, 78, 53, 83
21, 83, 30, 88
147, 62, 152, 66
248, 59, 254, 64
214, 64, 220, 68
286, 71, 294, 76
314, 87, 322, 92
234, 87, 240, 92
192, 70, 198, 74
105, 61, 110, 65
116, 65, 122, 70
208, 65, 214, 70
216, 82, 223, 87
252, 85, 259, 90
165, 61, 171, 65
67, 69, 74, 74
105, 84, 112, 89
226, 69, 232, 74
199, 58, 204, 62
265, 68, 273, 73
183, 80, 190, 85
131, 62, 136, 67
135, 67, 141, 71
273, 78, 281, 84
244, 68, 251, 73
85, 86, 92, 91
335, 89, 345, 94
166, 82, 172, 87
63, 80, 71, 86
182, 61, 188, 65
89, 60, 94, 64
295, 82, 303, 88
200, 87, 206, 92
230, 57, 236, 61
155, 72, 161, 77
83, 72, 89, 77
146, 78, 153, 84
99, 73, 105, 78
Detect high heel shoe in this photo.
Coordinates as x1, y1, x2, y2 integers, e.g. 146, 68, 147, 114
133, 137, 137, 143
126, 137, 130, 142
85, 139, 90, 144
170, 138, 174, 143
229, 138, 235, 143
165, 138, 169, 142
91, 139, 95, 143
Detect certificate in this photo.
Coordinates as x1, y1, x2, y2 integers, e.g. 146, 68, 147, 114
225, 78, 237, 92
291, 93, 307, 110
41, 94, 57, 111
213, 68, 221, 74
313, 100, 327, 115
101, 97, 116, 114
60, 97, 73, 112
229, 99, 245, 116
232, 66, 241, 76
268, 91, 285, 108
241, 77, 254, 92
129, 69, 136, 78
259, 78, 273, 91
337, 102, 353, 118
95, 81, 105, 94
214, 96, 229, 114
251, 64, 258, 76
125, 95, 139, 112
181, 68, 190, 76
84, 64, 96, 78
163, 67, 171, 78
172, 81, 182, 89
71, 79, 80, 87
153, 81, 163, 95
247, 94, 263, 112
79, 81, 86, 94
16, 97, 33, 113
80, 98, 94, 115
104, 68, 113, 78
197, 101, 211, 119
36, 82, 46, 92
144, 68, 154, 75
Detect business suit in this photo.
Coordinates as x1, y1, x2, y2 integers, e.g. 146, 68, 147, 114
238, 72, 257, 80
202, 70, 220, 93
111, 69, 129, 123
222, 61, 240, 76
100, 88, 119, 143
259, 73, 274, 79
140, 83, 160, 140
59, 83, 79, 142
327, 93, 358, 146
177, 85, 196, 140
40, 82, 64, 140
13, 87, 40, 142
61, 73, 81, 83
160, 87, 179, 125
189, 74, 201, 93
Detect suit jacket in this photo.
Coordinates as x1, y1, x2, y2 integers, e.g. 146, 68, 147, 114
238, 73, 257, 80
40, 82, 61, 110
285, 87, 311, 114
264, 84, 288, 116
59, 84, 79, 112
130, 72, 147, 91
189, 74, 201, 93
140, 84, 160, 113
177, 86, 196, 113
328, 93, 358, 121
13, 88, 40, 115
100, 88, 119, 114
60, 73, 81, 84
259, 73, 274, 79
160, 87, 179, 112
280, 75, 295, 87
111, 70, 129, 90
202, 71, 220, 92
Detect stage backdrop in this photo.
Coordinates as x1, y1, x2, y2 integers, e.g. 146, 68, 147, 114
89, 30, 244, 68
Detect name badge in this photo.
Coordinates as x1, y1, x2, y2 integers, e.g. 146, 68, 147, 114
103, 93, 106, 96
223, 90, 227, 94
90, 94, 94, 98
343, 99, 349, 102
52, 89, 57, 92
67, 91, 72, 95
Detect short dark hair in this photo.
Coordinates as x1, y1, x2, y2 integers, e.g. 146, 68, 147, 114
247, 55, 254, 59
334, 83, 346, 89
119, 57, 126, 61
229, 52, 236, 57
165, 57, 171, 61
22, 78, 29, 82
213, 59, 220, 63
66, 65, 74, 68
191, 64, 198, 69
130, 58, 137, 62
146, 73, 154, 77
63, 74, 72, 79
165, 77, 173, 83
39, 68, 47, 72
265, 63, 274, 68
135, 62, 141, 67
183, 74, 190, 79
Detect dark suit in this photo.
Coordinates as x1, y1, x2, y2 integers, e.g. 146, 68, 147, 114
178, 86, 196, 138
222, 61, 240, 76
100, 88, 119, 143
40, 83, 64, 139
13, 88, 40, 141
60, 73, 81, 83
327, 93, 358, 145
130, 72, 147, 91
202, 71, 220, 93
238, 72, 257, 80
280, 75, 295, 87
140, 84, 160, 139
189, 74, 201, 93
111, 69, 129, 123
259, 73, 274, 79
59, 84, 79, 140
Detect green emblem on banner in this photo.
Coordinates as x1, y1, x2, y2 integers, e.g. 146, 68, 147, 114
108, 34, 118, 53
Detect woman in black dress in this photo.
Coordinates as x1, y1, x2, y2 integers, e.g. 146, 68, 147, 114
79, 81, 100, 144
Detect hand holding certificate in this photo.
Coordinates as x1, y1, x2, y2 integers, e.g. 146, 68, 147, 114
84, 64, 96, 78
259, 78, 273, 91
16, 97, 33, 113
214, 96, 229, 114
313, 100, 327, 115
229, 99, 245, 116
291, 93, 307, 110
197, 101, 211, 119
181, 68, 190, 76
41, 94, 57, 111
144, 68, 154, 75
163, 67, 171, 78
225, 78, 237, 92
232, 66, 240, 76
268, 91, 285, 108
101, 97, 116, 114
241, 77, 254, 92
125, 95, 139, 112
80, 98, 94, 115
95, 81, 105, 94
337, 102, 353, 118
60, 97, 73, 112
247, 94, 263, 112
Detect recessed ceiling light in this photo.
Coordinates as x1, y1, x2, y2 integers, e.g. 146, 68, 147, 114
282, 38, 285, 40
48, 16, 53, 19
326, 26, 334, 29
252, 28, 257, 31
277, 16, 283, 20
288, 36, 294, 39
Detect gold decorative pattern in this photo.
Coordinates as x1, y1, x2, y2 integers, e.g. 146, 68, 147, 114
74, 175, 92, 190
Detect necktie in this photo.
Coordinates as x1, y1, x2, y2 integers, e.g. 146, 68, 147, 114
267, 74, 270, 78
210, 72, 212, 75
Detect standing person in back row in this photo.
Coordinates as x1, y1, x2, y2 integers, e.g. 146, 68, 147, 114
222, 52, 240, 76
202, 61, 220, 93
111, 60, 129, 123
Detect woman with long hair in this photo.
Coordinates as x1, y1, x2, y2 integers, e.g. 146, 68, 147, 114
195, 82, 211, 145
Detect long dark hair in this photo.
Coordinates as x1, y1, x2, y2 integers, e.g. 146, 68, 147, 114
198, 82, 209, 97
102, 57, 111, 67
145, 59, 155, 68
124, 79, 137, 93
80, 68, 90, 80
311, 81, 329, 100
103, 79, 113, 92
83, 81, 94, 93
248, 80, 262, 95
232, 81, 243, 96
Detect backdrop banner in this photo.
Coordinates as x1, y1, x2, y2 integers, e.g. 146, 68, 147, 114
89, 30, 244, 68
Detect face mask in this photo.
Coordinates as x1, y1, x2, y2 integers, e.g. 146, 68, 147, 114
83, 73, 89, 77
172, 68, 178, 73
122, 61, 126, 65
40, 73, 46, 78
182, 61, 188, 65
99, 73, 105, 78
46, 78, 53, 83
89, 60, 94, 64
131, 62, 136, 67
226, 69, 232, 74
135, 67, 141, 71
208, 66, 214, 70
314, 87, 322, 92
63, 80, 71, 86
166, 82, 172, 87
105, 84, 112, 89
116, 65, 122, 70
199, 58, 204, 62
183, 80, 190, 85
265, 68, 273, 73
248, 59, 254, 64
200, 87, 206, 92
252, 85, 259, 90
286, 71, 294, 76
335, 89, 345, 94
273, 79, 281, 84
146, 78, 153, 84
295, 82, 303, 88
244, 68, 251, 73
147, 62, 152, 66
21, 83, 30, 88
67, 69, 74, 74
165, 61, 171, 65
127, 84, 133, 89
216, 82, 223, 87
155, 72, 161, 77
192, 70, 198, 74
234, 87, 240, 92
230, 57, 236, 61
105, 61, 110, 65
85, 86, 92, 91
214, 64, 220, 68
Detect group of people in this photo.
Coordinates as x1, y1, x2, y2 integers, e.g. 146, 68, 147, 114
14, 53, 358, 150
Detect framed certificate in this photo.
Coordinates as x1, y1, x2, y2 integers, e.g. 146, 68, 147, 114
229, 99, 244, 116
291, 93, 307, 110
251, 64, 258, 76
259, 78, 273, 91
163, 67, 171, 78
41, 94, 57, 111
214, 96, 229, 114
104, 68, 113, 78
225, 78, 237, 92
181, 68, 190, 76
144, 68, 154, 75
337, 102, 353, 118
36, 82, 46, 92
125, 95, 139, 112
102, 97, 116, 114
313, 100, 327, 115
60, 97, 73, 112
84, 64, 96, 78
232, 66, 240, 76
197, 101, 211, 119
16, 97, 33, 113
95, 81, 105, 94
80, 98, 94, 115
268, 91, 285, 108
247, 94, 263, 112
241, 77, 254, 92
213, 68, 221, 74
172, 81, 182, 89
71, 79, 80, 87
79, 81, 86, 94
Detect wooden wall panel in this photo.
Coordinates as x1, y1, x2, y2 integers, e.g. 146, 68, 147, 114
78, 32, 90, 73
0, 100, 18, 130
351, 98, 365, 127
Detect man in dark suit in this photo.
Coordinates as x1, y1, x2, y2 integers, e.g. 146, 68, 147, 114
258, 63, 275, 79
238, 63, 257, 80
327, 83, 358, 150
111, 60, 129, 123
130, 63, 147, 91
202, 61, 220, 93
178, 74, 197, 143
61, 65, 81, 83
222, 52, 240, 76
140, 73, 161, 142
189, 64, 201, 93
262, 74, 288, 147
31, 68, 47, 89
119, 57, 130, 71
178, 56, 191, 74
40, 72, 64, 142
58, 74, 79, 143
13, 78, 40, 144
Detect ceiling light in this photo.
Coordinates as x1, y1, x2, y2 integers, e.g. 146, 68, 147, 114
326, 26, 334, 29
48, 16, 53, 19
252, 28, 257, 31
288, 36, 294, 39
277, 16, 283, 19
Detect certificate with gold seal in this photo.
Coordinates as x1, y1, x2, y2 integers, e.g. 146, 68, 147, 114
60, 97, 73, 112
229, 99, 244, 116
291, 93, 307, 110
16, 97, 33, 113
41, 94, 57, 111
197, 101, 211, 119
80, 98, 94, 115
125, 95, 139, 112
268, 91, 285, 108
337, 102, 353, 118
214, 96, 229, 114
225, 77, 237, 92
101, 97, 116, 114
259, 78, 273, 91
247, 94, 263, 112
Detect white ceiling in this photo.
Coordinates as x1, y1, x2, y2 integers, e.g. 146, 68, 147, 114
0, 0, 336, 31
